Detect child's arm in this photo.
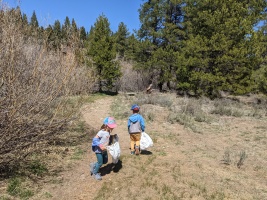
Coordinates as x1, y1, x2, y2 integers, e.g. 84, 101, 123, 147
92, 136, 100, 146
127, 119, 131, 133
140, 116, 146, 132
92, 135, 106, 150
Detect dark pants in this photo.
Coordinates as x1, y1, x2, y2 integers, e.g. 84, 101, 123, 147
93, 151, 108, 174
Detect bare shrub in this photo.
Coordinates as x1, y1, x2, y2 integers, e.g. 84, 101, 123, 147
0, 7, 94, 173
210, 98, 241, 116
118, 61, 150, 92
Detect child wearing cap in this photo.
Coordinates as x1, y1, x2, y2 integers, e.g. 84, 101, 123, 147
90, 117, 117, 180
128, 104, 145, 155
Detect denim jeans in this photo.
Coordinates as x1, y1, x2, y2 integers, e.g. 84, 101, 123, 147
93, 151, 108, 174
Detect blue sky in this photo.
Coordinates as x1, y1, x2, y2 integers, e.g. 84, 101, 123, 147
3, 0, 144, 33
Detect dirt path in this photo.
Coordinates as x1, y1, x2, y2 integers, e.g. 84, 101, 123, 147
81, 96, 131, 153
35, 96, 130, 200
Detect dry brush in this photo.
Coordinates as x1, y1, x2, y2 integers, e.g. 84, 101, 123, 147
0, 6, 95, 174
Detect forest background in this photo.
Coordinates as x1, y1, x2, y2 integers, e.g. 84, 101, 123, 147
1, 0, 267, 199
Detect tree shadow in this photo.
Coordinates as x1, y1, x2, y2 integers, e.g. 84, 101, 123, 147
140, 150, 153, 155
99, 160, 122, 176
99, 90, 118, 96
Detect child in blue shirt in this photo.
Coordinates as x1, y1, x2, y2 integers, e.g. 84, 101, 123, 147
128, 104, 145, 155
90, 117, 117, 180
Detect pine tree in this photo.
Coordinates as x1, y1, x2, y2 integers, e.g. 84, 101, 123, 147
252, 20, 267, 94
114, 22, 130, 59
138, 0, 184, 91
177, 0, 267, 96
22, 13, 28, 27
87, 15, 121, 92
62, 16, 71, 46
80, 26, 87, 41
71, 18, 78, 34
30, 11, 38, 28
87, 26, 95, 45
124, 33, 140, 61
51, 20, 62, 50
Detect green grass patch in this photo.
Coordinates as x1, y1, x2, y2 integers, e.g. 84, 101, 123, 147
27, 159, 48, 176
7, 177, 34, 200
42, 192, 53, 198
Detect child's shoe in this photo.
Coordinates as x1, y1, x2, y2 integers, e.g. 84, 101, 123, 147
130, 151, 135, 155
93, 173, 102, 180
90, 162, 96, 175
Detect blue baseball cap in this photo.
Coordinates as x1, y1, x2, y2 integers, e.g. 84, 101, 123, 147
131, 104, 140, 110
103, 117, 117, 128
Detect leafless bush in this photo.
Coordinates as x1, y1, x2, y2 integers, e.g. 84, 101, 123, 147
118, 61, 150, 92
0, 7, 94, 173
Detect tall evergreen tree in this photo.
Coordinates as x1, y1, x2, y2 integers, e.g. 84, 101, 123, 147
22, 13, 28, 27
87, 15, 121, 91
124, 33, 140, 61
177, 0, 267, 96
30, 11, 38, 28
51, 20, 62, 49
62, 16, 71, 45
87, 26, 95, 44
114, 22, 130, 59
68, 18, 79, 47
252, 20, 267, 94
71, 18, 78, 34
80, 26, 87, 41
138, 0, 184, 91
79, 26, 87, 48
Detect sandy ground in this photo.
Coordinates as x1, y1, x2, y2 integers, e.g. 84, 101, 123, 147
29, 94, 267, 200
33, 96, 132, 200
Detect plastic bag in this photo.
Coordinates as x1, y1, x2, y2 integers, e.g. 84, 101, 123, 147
140, 132, 153, 150
107, 141, 121, 164
109, 134, 119, 145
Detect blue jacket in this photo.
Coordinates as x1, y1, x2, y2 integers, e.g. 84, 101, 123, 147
92, 137, 100, 146
128, 113, 145, 132
92, 137, 102, 153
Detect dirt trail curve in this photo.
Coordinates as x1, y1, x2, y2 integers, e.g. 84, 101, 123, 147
37, 96, 130, 200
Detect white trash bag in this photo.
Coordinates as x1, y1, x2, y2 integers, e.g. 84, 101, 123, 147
107, 141, 121, 164
140, 132, 153, 150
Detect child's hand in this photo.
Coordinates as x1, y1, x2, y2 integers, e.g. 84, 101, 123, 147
99, 144, 106, 150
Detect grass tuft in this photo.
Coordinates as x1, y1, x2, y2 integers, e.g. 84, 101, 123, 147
7, 177, 34, 200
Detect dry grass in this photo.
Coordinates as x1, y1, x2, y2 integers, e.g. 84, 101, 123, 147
118, 60, 151, 92
105, 92, 267, 200
1, 92, 265, 199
